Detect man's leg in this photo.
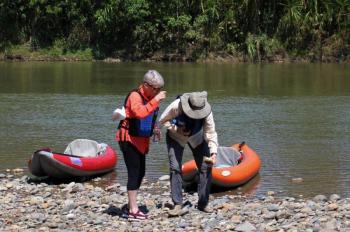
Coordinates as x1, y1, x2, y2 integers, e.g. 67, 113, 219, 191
190, 141, 212, 209
166, 132, 185, 205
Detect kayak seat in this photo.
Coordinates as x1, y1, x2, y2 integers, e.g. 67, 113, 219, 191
214, 146, 241, 168
64, 139, 107, 158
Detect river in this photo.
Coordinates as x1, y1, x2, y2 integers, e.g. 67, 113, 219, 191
0, 61, 349, 198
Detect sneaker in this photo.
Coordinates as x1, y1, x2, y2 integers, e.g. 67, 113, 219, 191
168, 204, 189, 217
198, 205, 213, 213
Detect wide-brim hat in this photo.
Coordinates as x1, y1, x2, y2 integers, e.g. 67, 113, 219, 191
180, 91, 211, 119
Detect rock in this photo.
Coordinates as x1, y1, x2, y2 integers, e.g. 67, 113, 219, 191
38, 226, 49, 231
236, 221, 256, 232
66, 213, 75, 219
211, 198, 230, 209
342, 204, 350, 211
313, 195, 328, 202
267, 191, 275, 196
158, 175, 170, 181
143, 225, 154, 231
324, 218, 339, 231
263, 212, 276, 220
30, 196, 44, 205
329, 194, 341, 202
119, 186, 127, 192
104, 58, 121, 63
47, 223, 58, 228
292, 178, 303, 183
10, 225, 20, 230
327, 203, 338, 211
105, 183, 120, 191
62, 200, 77, 212
5, 183, 14, 188
267, 204, 280, 212
300, 207, 314, 215
230, 215, 242, 223
31, 213, 46, 222
41, 203, 50, 209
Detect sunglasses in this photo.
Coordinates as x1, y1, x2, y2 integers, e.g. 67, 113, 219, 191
145, 82, 161, 91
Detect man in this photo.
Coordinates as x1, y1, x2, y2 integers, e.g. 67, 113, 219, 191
159, 91, 218, 215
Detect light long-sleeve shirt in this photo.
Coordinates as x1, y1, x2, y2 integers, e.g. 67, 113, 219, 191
159, 98, 218, 154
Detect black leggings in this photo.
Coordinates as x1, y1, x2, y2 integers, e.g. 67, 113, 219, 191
119, 141, 146, 191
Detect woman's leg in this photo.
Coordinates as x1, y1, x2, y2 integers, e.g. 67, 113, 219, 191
119, 141, 146, 214
127, 190, 138, 213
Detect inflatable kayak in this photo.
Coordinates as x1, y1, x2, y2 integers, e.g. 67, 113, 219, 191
28, 139, 117, 178
182, 142, 261, 187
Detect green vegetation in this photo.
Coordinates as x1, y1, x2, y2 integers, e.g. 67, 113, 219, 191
1, 0, 349, 62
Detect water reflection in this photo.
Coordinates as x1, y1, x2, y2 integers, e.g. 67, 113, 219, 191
2, 62, 350, 97
1, 62, 350, 198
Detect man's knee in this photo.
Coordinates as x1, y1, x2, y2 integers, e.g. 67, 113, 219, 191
199, 162, 212, 172
170, 166, 182, 175
169, 156, 182, 173
170, 160, 182, 175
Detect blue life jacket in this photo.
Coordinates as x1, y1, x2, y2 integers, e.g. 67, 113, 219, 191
172, 95, 204, 136
119, 90, 159, 137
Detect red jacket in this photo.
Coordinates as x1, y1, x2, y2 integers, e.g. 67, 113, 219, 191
116, 85, 160, 154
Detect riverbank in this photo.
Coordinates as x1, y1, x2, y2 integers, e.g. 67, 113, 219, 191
1, 45, 349, 63
3, 53, 349, 64
1, 171, 350, 231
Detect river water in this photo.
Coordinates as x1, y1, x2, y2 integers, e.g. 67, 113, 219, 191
0, 62, 349, 198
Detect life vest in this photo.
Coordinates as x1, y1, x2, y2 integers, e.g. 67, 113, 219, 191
172, 95, 204, 136
119, 90, 159, 137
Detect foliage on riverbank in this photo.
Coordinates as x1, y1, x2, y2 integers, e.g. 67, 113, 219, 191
1, 0, 350, 62
1, 43, 93, 61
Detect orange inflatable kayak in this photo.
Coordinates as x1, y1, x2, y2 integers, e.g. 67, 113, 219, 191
182, 143, 261, 187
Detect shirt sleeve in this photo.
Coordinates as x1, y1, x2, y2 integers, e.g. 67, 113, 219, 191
127, 92, 159, 119
159, 99, 181, 129
203, 112, 218, 154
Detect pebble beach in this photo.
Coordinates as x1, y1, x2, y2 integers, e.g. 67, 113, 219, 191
1, 170, 350, 232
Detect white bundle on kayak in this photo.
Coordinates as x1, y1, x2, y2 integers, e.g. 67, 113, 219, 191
112, 106, 126, 121
214, 146, 242, 168
64, 139, 107, 157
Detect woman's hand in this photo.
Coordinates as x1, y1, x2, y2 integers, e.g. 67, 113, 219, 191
154, 91, 167, 101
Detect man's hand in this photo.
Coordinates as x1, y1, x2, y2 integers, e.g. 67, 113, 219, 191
176, 126, 191, 136
210, 153, 217, 164
153, 125, 161, 142
204, 153, 217, 166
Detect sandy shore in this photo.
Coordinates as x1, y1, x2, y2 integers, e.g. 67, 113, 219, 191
1, 171, 350, 231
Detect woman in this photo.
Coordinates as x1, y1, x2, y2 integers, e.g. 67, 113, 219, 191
116, 70, 166, 220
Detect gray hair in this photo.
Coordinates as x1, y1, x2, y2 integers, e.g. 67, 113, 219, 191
143, 70, 164, 88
